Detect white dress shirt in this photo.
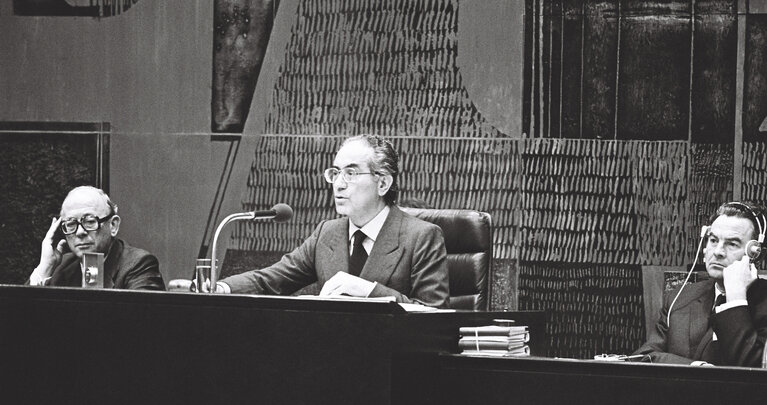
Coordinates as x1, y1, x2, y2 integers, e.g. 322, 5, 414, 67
348, 205, 390, 256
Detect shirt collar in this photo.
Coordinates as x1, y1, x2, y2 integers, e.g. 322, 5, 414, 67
714, 282, 725, 299
349, 205, 390, 243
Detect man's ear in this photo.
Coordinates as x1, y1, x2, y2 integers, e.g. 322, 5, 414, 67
109, 215, 121, 237
377, 174, 393, 197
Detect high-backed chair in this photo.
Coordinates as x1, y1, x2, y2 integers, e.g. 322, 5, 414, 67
400, 207, 492, 311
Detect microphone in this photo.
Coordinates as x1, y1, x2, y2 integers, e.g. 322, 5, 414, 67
208, 203, 293, 293
252, 203, 293, 223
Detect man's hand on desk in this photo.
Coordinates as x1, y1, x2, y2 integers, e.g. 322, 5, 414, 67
191, 279, 232, 294
319, 272, 376, 297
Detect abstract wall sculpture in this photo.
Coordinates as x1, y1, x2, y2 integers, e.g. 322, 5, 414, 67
212, 0, 278, 132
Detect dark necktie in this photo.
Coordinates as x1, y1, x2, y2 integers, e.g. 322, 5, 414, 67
705, 292, 727, 361
709, 293, 726, 329
349, 230, 368, 276
713, 293, 726, 313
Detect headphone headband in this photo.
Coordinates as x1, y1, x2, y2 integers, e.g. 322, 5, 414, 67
722, 201, 766, 260
723, 201, 766, 240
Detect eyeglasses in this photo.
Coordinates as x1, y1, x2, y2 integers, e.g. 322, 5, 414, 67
60, 214, 114, 235
323, 167, 378, 184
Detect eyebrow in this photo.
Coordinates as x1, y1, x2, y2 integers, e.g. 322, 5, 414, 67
707, 232, 744, 243
335, 163, 362, 169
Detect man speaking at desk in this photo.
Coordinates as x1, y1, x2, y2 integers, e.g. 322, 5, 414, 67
215, 135, 449, 307
635, 202, 767, 366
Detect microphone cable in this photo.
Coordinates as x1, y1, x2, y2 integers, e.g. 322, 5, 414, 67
666, 226, 708, 328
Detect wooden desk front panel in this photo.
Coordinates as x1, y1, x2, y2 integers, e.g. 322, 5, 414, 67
0, 286, 541, 405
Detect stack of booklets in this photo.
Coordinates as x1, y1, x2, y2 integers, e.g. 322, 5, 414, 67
458, 325, 530, 357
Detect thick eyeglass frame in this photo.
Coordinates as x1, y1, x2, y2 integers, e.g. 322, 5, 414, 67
323, 167, 379, 184
60, 213, 115, 235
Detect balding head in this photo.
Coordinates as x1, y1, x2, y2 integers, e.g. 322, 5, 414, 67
59, 186, 120, 258
60, 186, 117, 218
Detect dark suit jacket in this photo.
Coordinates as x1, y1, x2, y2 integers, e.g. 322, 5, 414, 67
634, 278, 767, 366
43, 238, 165, 290
221, 206, 450, 307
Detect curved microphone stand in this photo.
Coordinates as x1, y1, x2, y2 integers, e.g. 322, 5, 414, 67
208, 204, 293, 293
209, 211, 255, 293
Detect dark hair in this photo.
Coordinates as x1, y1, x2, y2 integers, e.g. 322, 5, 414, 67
342, 134, 399, 205
711, 201, 765, 242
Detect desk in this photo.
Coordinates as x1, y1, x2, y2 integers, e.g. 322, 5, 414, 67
0, 285, 543, 404
415, 354, 767, 405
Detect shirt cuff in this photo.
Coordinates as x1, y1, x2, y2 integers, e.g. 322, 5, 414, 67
715, 299, 748, 313
29, 273, 51, 286
216, 281, 232, 294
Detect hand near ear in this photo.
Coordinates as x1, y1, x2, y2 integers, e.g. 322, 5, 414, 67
30, 218, 65, 285
723, 256, 757, 302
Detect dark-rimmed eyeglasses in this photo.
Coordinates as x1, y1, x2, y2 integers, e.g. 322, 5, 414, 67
323, 167, 378, 184
60, 214, 114, 235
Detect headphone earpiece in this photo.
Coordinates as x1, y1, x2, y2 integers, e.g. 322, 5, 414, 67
746, 240, 763, 261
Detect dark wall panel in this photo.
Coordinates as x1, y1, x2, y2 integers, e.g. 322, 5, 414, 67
691, 3, 737, 144
559, 1, 586, 138
543, 0, 562, 138
582, 1, 618, 140
617, 6, 691, 140
744, 15, 767, 142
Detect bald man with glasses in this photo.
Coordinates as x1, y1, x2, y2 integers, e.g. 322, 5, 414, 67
214, 135, 449, 307
28, 186, 165, 290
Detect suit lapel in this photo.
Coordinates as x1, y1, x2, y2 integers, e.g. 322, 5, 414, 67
51, 255, 83, 287
677, 279, 715, 359
317, 219, 350, 281
103, 239, 121, 288
360, 206, 403, 284
689, 280, 716, 360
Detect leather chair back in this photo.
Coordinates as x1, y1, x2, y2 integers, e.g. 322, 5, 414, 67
400, 208, 491, 310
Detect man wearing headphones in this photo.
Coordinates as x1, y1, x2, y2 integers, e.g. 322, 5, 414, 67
635, 202, 767, 366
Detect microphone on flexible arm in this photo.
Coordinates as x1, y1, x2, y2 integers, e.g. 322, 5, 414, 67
208, 203, 293, 293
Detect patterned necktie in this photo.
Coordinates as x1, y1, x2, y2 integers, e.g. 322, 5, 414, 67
349, 230, 368, 277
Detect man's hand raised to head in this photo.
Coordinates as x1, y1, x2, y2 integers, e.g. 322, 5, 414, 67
30, 218, 66, 284
723, 256, 758, 302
